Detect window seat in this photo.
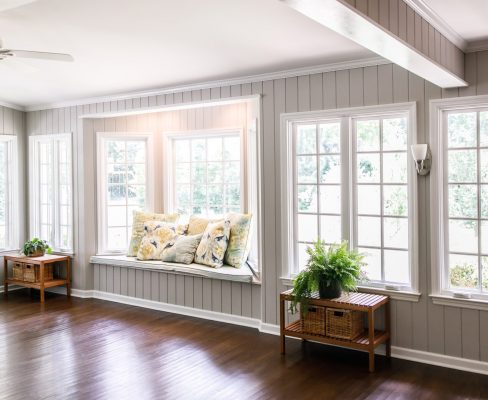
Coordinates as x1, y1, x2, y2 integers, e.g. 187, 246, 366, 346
90, 255, 255, 284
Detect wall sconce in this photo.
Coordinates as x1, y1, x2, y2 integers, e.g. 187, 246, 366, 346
411, 144, 431, 176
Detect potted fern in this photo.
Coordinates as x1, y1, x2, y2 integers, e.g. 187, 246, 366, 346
21, 238, 53, 257
290, 241, 365, 313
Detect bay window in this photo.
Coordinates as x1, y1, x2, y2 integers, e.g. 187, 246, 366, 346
97, 133, 153, 254
281, 103, 418, 293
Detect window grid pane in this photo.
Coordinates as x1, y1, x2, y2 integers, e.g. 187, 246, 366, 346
355, 116, 409, 285
105, 139, 147, 251
295, 122, 341, 271
446, 110, 487, 292
173, 134, 241, 218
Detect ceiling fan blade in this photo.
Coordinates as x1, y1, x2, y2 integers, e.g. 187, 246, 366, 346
0, 0, 37, 12
8, 49, 73, 62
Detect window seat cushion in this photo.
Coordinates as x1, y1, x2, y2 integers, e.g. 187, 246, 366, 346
90, 255, 254, 283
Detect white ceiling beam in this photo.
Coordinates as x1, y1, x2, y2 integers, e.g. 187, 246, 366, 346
281, 0, 467, 88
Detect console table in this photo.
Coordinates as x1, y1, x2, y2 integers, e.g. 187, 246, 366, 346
280, 289, 390, 372
3, 254, 71, 303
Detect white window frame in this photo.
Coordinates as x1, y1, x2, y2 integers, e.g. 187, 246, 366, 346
96, 132, 154, 255
29, 133, 72, 253
163, 128, 247, 218
0, 135, 18, 251
430, 95, 488, 309
280, 102, 419, 297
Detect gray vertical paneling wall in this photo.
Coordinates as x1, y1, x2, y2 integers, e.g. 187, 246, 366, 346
0, 105, 27, 287
25, 51, 488, 363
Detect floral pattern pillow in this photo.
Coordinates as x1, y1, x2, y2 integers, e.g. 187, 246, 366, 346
136, 223, 177, 261
161, 234, 203, 264
127, 211, 179, 256
194, 219, 231, 268
224, 213, 253, 268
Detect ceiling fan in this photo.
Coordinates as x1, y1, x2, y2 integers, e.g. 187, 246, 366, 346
0, 0, 73, 62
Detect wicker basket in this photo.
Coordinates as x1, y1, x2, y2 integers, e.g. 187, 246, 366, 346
326, 308, 364, 340
22, 264, 54, 283
12, 262, 24, 280
300, 305, 326, 336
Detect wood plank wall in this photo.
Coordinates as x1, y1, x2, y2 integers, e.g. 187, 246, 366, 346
342, 0, 465, 79
0, 106, 26, 287
25, 51, 488, 362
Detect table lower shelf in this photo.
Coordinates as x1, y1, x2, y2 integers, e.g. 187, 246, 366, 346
5, 278, 68, 290
283, 320, 389, 350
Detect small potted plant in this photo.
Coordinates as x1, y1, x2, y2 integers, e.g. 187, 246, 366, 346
290, 241, 365, 313
21, 238, 53, 257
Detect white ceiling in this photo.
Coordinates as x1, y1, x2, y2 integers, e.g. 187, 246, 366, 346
424, 0, 488, 42
0, 0, 373, 108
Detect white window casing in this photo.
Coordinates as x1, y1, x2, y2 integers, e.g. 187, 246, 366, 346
280, 102, 419, 297
96, 132, 154, 255
430, 95, 488, 308
0, 135, 18, 251
29, 134, 72, 253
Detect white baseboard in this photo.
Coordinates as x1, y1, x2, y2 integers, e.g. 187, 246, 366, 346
0, 285, 24, 293
45, 287, 488, 376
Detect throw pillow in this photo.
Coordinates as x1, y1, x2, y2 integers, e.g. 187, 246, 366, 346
224, 213, 253, 268
127, 211, 179, 256
160, 234, 203, 264
187, 215, 222, 235
194, 220, 231, 268
136, 223, 177, 260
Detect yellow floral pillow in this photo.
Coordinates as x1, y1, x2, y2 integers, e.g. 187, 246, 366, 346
187, 215, 222, 235
194, 220, 231, 268
127, 211, 179, 256
136, 223, 177, 260
224, 213, 253, 268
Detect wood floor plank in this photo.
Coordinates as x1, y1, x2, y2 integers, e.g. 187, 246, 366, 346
1, 290, 487, 400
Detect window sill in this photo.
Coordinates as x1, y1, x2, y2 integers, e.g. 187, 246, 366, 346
430, 294, 488, 311
280, 277, 421, 302
90, 255, 258, 284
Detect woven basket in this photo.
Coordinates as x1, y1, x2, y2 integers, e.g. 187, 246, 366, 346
300, 305, 326, 336
12, 263, 24, 280
22, 264, 54, 283
326, 308, 363, 340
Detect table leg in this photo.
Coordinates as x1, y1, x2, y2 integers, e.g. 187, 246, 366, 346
66, 258, 71, 299
280, 296, 285, 354
3, 258, 8, 298
385, 301, 391, 358
368, 309, 375, 373
39, 263, 45, 303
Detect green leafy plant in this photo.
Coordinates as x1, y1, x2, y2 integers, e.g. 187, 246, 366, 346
290, 241, 365, 314
21, 238, 53, 257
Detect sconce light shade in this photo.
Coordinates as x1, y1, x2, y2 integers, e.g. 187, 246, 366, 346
411, 144, 431, 175
411, 144, 428, 161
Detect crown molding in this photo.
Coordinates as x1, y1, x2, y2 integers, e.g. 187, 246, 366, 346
465, 39, 488, 53
23, 56, 388, 112
403, 0, 467, 51
0, 100, 25, 112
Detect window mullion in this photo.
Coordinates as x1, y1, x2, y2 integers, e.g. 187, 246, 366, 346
379, 119, 385, 282
477, 112, 482, 291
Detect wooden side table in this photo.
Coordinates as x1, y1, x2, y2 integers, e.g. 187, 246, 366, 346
3, 254, 71, 303
280, 289, 390, 372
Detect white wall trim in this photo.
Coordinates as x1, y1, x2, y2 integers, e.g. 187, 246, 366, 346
430, 294, 488, 312
466, 39, 488, 53
46, 287, 488, 375
23, 56, 388, 112
0, 100, 24, 112
402, 0, 467, 51
0, 284, 23, 293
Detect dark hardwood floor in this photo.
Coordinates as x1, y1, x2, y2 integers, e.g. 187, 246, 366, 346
1, 289, 487, 400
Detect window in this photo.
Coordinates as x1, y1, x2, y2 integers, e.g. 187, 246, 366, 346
166, 130, 245, 218
30, 134, 72, 252
431, 99, 488, 301
0, 135, 17, 250
97, 133, 153, 254
281, 103, 417, 292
